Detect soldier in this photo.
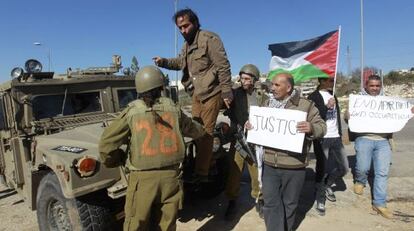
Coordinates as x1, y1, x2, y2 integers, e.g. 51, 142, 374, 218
99, 66, 205, 231
153, 8, 233, 182
224, 64, 267, 219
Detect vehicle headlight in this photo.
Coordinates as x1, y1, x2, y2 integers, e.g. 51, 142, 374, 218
24, 59, 42, 73
123, 67, 131, 76
10, 67, 24, 79
75, 156, 97, 177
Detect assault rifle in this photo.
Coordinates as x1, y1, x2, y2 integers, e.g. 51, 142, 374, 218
233, 124, 257, 165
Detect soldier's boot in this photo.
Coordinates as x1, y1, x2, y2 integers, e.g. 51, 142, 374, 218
224, 200, 237, 220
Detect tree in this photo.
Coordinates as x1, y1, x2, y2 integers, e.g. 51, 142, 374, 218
130, 56, 139, 76
384, 71, 414, 85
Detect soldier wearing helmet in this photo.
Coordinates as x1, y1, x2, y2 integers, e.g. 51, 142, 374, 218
224, 64, 267, 219
99, 66, 205, 231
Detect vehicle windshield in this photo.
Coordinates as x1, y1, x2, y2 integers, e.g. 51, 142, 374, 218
32, 92, 102, 120
117, 89, 137, 109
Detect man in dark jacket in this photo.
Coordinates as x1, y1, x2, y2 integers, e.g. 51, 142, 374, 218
308, 77, 349, 216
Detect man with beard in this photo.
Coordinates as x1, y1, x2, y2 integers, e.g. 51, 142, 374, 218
154, 8, 233, 182
224, 64, 267, 219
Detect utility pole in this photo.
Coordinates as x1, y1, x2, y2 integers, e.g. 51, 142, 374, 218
346, 46, 352, 78
360, 0, 364, 90
34, 42, 52, 72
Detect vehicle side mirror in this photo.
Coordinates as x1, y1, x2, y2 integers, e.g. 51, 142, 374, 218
169, 86, 179, 103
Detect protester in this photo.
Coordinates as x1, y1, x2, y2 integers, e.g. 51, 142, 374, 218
348, 75, 397, 219
99, 66, 205, 230
224, 64, 267, 219
153, 8, 233, 182
246, 73, 326, 231
308, 77, 349, 216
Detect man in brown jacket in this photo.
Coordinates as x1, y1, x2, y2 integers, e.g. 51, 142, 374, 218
154, 8, 233, 181
247, 73, 326, 231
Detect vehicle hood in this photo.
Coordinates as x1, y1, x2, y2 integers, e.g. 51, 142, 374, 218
35, 123, 106, 159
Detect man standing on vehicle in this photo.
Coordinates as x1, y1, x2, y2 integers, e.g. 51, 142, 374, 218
224, 64, 267, 219
246, 73, 326, 231
308, 77, 349, 216
99, 66, 205, 231
153, 8, 233, 182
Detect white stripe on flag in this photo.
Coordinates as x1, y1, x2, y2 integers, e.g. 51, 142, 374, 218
269, 51, 312, 71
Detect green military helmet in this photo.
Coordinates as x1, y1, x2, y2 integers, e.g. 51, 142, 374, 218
135, 66, 165, 93
239, 64, 260, 80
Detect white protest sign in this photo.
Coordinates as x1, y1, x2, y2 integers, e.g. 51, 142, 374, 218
246, 106, 307, 153
348, 94, 413, 133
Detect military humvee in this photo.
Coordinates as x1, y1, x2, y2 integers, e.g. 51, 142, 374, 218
0, 56, 147, 230
0, 55, 230, 230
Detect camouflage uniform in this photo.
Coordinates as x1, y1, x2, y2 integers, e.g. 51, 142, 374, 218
99, 97, 204, 231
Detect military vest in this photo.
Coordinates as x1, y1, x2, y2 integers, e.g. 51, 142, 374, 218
125, 97, 185, 171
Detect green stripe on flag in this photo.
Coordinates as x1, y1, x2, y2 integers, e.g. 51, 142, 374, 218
268, 64, 329, 83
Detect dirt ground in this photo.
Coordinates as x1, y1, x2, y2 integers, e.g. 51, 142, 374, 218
1, 174, 413, 231
1, 108, 413, 231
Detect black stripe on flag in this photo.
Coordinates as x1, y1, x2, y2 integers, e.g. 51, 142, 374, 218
268, 30, 337, 58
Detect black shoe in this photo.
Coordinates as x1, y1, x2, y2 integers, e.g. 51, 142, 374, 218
315, 200, 326, 216
315, 188, 326, 216
225, 200, 237, 220
325, 186, 337, 202
255, 199, 264, 219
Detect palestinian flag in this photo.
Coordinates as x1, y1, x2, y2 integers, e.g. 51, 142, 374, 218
268, 29, 340, 83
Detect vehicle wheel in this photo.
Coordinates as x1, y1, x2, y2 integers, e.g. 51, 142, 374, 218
36, 172, 116, 231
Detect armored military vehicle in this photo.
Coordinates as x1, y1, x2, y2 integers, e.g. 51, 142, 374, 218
0, 56, 141, 230
0, 56, 230, 230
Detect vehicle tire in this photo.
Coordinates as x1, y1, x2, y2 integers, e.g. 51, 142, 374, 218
36, 172, 116, 231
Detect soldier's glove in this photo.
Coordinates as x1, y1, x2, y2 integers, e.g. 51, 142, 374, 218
103, 149, 127, 168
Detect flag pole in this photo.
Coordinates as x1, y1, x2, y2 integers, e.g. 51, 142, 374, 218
332, 26, 341, 96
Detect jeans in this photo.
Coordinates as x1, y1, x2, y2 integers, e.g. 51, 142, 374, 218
321, 137, 349, 186
313, 140, 325, 183
262, 164, 306, 231
354, 137, 392, 207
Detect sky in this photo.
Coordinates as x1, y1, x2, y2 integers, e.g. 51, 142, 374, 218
1, 0, 414, 83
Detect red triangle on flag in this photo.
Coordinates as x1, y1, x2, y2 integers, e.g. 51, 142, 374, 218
304, 31, 339, 77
